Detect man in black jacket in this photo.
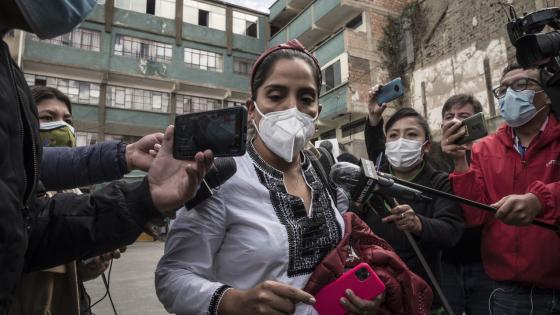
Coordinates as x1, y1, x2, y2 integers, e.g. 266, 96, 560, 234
0, 0, 214, 311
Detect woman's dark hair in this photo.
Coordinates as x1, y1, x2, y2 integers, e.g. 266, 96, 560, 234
384, 107, 432, 142
31, 85, 72, 114
251, 49, 322, 100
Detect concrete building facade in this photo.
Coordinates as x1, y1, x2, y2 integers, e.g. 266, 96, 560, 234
5, 0, 268, 146
269, 0, 410, 157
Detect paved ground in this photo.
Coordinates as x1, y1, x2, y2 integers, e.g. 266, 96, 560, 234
84, 241, 169, 315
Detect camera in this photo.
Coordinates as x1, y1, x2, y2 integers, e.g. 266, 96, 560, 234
354, 267, 371, 281
503, 3, 560, 119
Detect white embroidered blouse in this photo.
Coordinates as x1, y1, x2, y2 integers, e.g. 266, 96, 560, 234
155, 143, 347, 315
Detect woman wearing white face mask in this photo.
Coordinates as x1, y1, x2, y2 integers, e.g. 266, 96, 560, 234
363, 102, 464, 315
155, 40, 384, 315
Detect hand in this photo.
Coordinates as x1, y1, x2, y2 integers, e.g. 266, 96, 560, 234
126, 132, 164, 172
148, 125, 213, 215
78, 249, 124, 282
340, 290, 385, 315
382, 204, 423, 235
441, 119, 469, 172
492, 193, 543, 226
218, 280, 315, 315
367, 85, 387, 126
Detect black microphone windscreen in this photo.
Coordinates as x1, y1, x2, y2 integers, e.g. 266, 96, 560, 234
337, 153, 361, 165
329, 162, 362, 192
204, 157, 237, 188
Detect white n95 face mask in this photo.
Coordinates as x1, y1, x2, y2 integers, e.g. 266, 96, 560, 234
385, 138, 426, 169
253, 102, 318, 163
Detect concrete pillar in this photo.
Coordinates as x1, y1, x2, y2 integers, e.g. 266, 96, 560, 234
105, 0, 114, 33
175, 0, 184, 46
98, 77, 109, 140
226, 6, 233, 56
483, 57, 496, 117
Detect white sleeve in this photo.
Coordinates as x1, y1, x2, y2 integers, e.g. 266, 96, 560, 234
155, 195, 229, 315
336, 187, 350, 214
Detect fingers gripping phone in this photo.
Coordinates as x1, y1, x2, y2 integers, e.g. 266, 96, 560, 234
456, 112, 488, 145
376, 77, 404, 104
314, 262, 385, 315
173, 106, 247, 159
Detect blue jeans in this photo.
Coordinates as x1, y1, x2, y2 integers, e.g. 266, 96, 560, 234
491, 282, 560, 315
441, 261, 495, 315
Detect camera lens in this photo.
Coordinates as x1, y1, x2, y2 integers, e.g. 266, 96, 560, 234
355, 268, 371, 281
394, 85, 399, 91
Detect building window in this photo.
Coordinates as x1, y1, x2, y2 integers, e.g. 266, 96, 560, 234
76, 131, 98, 146
233, 58, 253, 75
320, 129, 336, 139
30, 28, 101, 52
341, 118, 366, 138
346, 13, 365, 32
106, 86, 169, 113
183, 0, 226, 31
24, 74, 100, 106
114, 35, 173, 63
176, 95, 221, 114
226, 101, 244, 108
233, 11, 258, 38
184, 47, 223, 72
105, 134, 142, 143
115, 0, 175, 18
322, 60, 342, 94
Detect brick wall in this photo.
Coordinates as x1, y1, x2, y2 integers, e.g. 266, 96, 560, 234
403, 0, 539, 135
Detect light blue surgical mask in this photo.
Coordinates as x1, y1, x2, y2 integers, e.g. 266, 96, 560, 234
15, 0, 97, 39
498, 88, 543, 128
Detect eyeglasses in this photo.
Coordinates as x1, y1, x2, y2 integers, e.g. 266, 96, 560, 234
492, 78, 542, 99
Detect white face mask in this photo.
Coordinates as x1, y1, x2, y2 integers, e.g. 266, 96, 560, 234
252, 102, 318, 163
385, 138, 426, 169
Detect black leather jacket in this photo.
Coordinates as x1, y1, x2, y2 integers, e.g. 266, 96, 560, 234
0, 38, 161, 312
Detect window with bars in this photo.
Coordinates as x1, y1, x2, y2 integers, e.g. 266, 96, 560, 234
233, 11, 258, 38
114, 35, 173, 63
106, 86, 169, 113
24, 74, 100, 106
176, 95, 222, 114
184, 47, 223, 72
233, 58, 253, 75
30, 28, 101, 51
183, 0, 226, 31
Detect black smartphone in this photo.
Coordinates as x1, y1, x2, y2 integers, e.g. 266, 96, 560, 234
376, 77, 404, 104
173, 106, 247, 159
456, 112, 488, 145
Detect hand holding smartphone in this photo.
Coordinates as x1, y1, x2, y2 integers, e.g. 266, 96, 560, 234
376, 77, 404, 104
173, 106, 247, 159
314, 262, 385, 315
455, 112, 488, 145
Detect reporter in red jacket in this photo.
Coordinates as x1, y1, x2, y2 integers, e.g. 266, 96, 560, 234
442, 63, 560, 315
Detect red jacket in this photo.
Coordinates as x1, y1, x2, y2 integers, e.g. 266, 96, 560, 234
305, 213, 433, 315
450, 114, 560, 289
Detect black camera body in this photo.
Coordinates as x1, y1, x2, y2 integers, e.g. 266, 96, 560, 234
505, 5, 560, 119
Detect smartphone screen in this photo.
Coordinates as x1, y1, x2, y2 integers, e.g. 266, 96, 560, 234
173, 106, 247, 159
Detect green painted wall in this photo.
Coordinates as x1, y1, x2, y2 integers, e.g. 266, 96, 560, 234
313, 0, 340, 22
72, 104, 99, 122
182, 23, 227, 47
288, 8, 312, 39
106, 108, 169, 129
269, 0, 286, 22
113, 8, 175, 36
314, 31, 345, 66
320, 83, 348, 119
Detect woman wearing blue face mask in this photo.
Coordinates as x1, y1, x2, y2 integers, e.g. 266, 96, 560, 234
155, 40, 386, 315
363, 103, 464, 315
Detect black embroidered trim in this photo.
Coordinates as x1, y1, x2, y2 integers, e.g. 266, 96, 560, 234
248, 143, 342, 277
208, 284, 232, 315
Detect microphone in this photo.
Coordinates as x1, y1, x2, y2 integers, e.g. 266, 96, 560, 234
185, 157, 237, 209
329, 160, 430, 205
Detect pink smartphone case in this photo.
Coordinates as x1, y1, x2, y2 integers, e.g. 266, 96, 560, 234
314, 262, 385, 315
